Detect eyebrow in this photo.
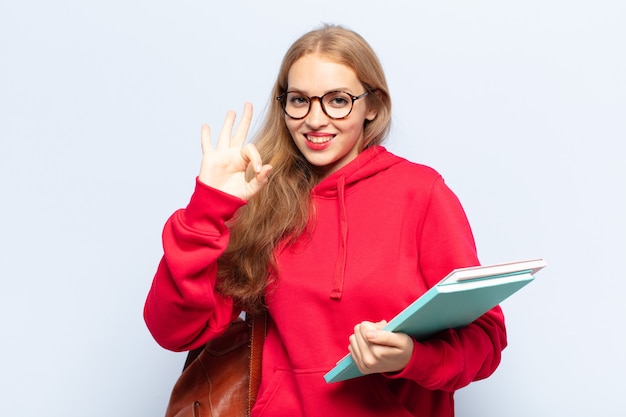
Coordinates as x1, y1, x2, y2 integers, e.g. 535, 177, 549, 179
286, 87, 355, 95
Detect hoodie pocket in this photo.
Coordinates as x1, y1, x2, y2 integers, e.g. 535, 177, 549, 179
253, 368, 415, 417
252, 368, 299, 417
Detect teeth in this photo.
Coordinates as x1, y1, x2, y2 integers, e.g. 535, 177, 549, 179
305, 135, 333, 144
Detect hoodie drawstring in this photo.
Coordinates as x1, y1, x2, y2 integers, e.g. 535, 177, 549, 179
330, 175, 347, 300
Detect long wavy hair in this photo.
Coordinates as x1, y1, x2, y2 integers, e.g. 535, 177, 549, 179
216, 24, 393, 311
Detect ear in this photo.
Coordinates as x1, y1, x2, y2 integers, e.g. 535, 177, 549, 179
365, 107, 378, 121
365, 89, 382, 121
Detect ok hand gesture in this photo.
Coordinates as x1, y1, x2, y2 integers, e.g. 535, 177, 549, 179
199, 102, 272, 201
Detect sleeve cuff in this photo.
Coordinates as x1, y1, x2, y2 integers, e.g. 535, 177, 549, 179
182, 177, 248, 233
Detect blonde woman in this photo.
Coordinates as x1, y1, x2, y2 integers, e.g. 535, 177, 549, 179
145, 24, 506, 417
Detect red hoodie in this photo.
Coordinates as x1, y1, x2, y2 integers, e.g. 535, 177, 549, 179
144, 146, 507, 417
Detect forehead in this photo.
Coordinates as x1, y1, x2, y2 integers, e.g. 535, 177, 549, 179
287, 54, 361, 93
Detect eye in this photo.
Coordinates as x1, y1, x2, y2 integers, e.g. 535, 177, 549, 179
287, 94, 309, 107
325, 92, 351, 108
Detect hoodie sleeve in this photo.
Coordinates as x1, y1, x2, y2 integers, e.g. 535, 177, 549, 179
386, 176, 507, 391
143, 178, 245, 351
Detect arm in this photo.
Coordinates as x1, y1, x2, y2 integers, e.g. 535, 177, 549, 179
389, 176, 507, 391
348, 177, 506, 390
143, 180, 247, 351
143, 103, 272, 351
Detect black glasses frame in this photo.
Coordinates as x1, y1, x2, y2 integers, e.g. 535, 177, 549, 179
275, 90, 370, 120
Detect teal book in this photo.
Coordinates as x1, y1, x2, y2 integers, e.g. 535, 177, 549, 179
323, 258, 547, 383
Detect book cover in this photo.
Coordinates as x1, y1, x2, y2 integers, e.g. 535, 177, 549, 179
324, 258, 546, 383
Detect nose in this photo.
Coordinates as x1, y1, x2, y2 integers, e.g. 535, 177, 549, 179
305, 97, 329, 128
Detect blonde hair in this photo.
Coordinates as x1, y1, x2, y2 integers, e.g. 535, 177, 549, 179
216, 24, 392, 311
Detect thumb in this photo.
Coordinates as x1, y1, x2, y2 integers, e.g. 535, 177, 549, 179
245, 164, 272, 198
375, 319, 388, 329
365, 320, 389, 341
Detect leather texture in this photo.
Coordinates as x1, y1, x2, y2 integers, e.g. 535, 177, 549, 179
164, 313, 266, 417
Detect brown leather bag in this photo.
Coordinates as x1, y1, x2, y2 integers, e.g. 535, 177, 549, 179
164, 313, 267, 417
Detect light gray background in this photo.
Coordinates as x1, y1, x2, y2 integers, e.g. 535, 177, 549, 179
1, 1, 624, 415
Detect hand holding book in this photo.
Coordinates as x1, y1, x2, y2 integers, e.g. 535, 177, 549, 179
324, 258, 547, 383
348, 319, 414, 376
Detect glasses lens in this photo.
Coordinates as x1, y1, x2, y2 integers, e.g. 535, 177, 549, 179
283, 91, 354, 119
322, 92, 353, 119
284, 92, 310, 119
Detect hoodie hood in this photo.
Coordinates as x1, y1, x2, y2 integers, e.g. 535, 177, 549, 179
311, 146, 404, 299
312, 146, 403, 198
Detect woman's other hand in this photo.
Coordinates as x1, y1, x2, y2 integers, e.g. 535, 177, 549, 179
348, 320, 414, 376
199, 102, 272, 201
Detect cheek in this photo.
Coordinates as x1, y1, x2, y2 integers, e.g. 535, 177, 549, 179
285, 118, 298, 138
342, 119, 366, 139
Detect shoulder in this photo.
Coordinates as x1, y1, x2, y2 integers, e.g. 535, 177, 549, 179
378, 148, 443, 184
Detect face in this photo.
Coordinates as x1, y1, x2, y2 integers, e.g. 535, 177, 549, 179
284, 54, 377, 177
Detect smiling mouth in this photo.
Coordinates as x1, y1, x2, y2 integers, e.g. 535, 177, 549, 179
305, 134, 335, 144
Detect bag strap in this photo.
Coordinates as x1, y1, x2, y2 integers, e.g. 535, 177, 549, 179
248, 311, 267, 413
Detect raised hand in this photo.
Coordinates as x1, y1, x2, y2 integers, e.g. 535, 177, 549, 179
198, 102, 272, 201
348, 320, 415, 376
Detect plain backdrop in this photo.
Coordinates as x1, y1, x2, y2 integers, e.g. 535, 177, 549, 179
1, 1, 624, 416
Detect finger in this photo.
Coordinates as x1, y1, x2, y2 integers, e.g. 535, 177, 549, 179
200, 124, 212, 153
348, 335, 363, 369
347, 343, 359, 365
363, 320, 390, 342
353, 323, 375, 360
230, 102, 253, 148
252, 164, 272, 187
240, 143, 263, 173
365, 329, 399, 348
216, 110, 236, 150
351, 332, 378, 373
244, 164, 272, 200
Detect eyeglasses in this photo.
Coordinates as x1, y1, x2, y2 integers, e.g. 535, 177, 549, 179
276, 90, 370, 120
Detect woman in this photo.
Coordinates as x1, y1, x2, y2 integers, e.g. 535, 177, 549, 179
144, 24, 507, 417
